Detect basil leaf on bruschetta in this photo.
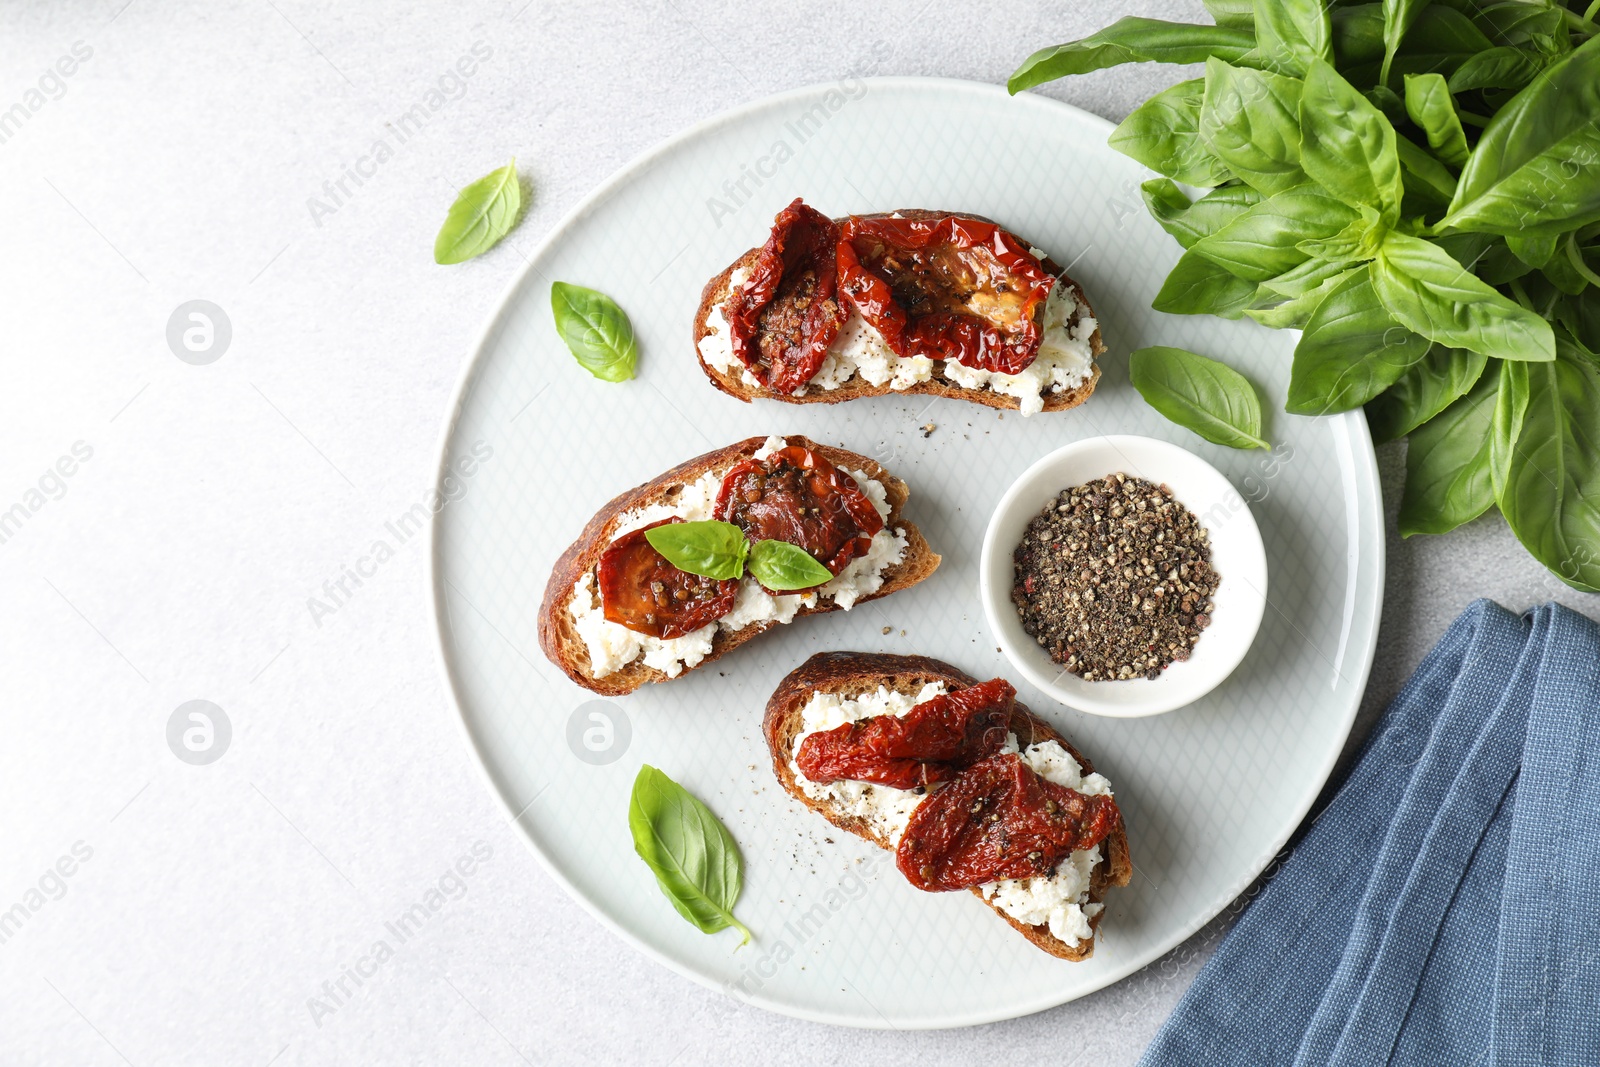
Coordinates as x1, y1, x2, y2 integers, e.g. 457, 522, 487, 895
643, 520, 748, 581
748, 539, 834, 591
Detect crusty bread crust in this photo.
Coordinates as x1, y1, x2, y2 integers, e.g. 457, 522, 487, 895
694, 210, 1105, 412
537, 438, 941, 696
763, 652, 1132, 961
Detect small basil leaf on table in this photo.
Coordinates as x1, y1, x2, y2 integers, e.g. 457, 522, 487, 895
1371, 234, 1556, 360
643, 521, 748, 581
1398, 368, 1500, 537
747, 540, 834, 592
434, 158, 521, 265
1287, 265, 1433, 414
1129, 346, 1269, 450
1141, 180, 1262, 251
1298, 59, 1403, 223
1494, 344, 1600, 592
1110, 80, 1235, 187
551, 281, 639, 382
1252, 0, 1332, 76
1189, 185, 1363, 282
1402, 73, 1470, 167
1008, 18, 1256, 92
1152, 249, 1261, 318
1199, 58, 1310, 196
1366, 345, 1487, 444
629, 765, 753, 945
1442, 35, 1600, 237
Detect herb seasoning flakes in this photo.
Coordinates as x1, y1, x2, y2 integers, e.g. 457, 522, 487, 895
1011, 472, 1219, 681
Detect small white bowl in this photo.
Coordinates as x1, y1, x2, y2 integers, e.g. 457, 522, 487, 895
980, 435, 1268, 717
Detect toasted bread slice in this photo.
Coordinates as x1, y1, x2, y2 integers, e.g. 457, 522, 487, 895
694, 209, 1104, 413
763, 652, 1132, 960
538, 438, 940, 696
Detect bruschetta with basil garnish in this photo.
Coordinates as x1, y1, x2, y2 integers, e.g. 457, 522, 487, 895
694, 199, 1105, 416
764, 652, 1131, 960
538, 436, 940, 695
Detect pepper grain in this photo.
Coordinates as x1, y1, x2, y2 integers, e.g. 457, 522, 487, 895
1011, 472, 1218, 681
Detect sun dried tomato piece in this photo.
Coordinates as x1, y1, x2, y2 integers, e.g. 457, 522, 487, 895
727, 198, 846, 394
716, 444, 884, 590
896, 753, 1121, 892
836, 213, 1056, 374
596, 518, 739, 639
796, 679, 1016, 789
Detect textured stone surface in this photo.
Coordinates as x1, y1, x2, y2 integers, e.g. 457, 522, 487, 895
2, 0, 1595, 1063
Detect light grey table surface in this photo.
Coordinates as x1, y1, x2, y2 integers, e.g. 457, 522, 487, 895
3, 1, 1595, 1064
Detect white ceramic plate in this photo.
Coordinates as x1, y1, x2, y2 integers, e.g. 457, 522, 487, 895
980, 435, 1269, 717
429, 77, 1383, 1029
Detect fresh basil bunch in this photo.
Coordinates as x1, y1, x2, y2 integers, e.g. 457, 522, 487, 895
1013, 1, 1600, 590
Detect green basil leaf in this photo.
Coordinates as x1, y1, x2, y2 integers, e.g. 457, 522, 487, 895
1540, 243, 1592, 296
551, 281, 639, 382
1495, 344, 1600, 591
1190, 185, 1364, 281
1246, 264, 1363, 329
1142, 180, 1263, 250
1476, 238, 1536, 284
747, 540, 835, 592
1288, 265, 1433, 414
1009, 19, 1256, 92
1253, 0, 1332, 75
1379, 0, 1430, 86
1203, 0, 1256, 29
1331, 3, 1386, 68
1396, 135, 1460, 206
1129, 346, 1269, 450
1110, 79, 1235, 186
1343, 7, 1497, 86
1447, 45, 1543, 93
1295, 205, 1388, 262
1398, 368, 1500, 536
1364, 84, 1405, 122
1507, 232, 1558, 269
1403, 73, 1470, 167
1491, 358, 1529, 495
629, 765, 752, 944
1198, 58, 1310, 196
1366, 345, 1488, 443
1152, 249, 1262, 317
1443, 35, 1600, 237
643, 521, 748, 581
1260, 255, 1360, 298
1299, 59, 1403, 222
433, 158, 521, 265
1371, 233, 1556, 360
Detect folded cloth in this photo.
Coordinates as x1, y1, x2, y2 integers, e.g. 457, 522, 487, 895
1138, 600, 1600, 1067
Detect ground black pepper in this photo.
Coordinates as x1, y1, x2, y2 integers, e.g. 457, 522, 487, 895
1011, 472, 1219, 681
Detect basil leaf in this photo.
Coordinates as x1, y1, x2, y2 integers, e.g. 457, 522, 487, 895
551, 281, 639, 382
1199, 58, 1310, 196
1152, 249, 1262, 317
433, 159, 521, 265
643, 521, 748, 581
1371, 233, 1556, 360
1446, 45, 1543, 93
1491, 358, 1530, 496
1141, 180, 1263, 250
1398, 368, 1500, 537
1246, 264, 1363, 330
1110, 80, 1235, 187
747, 540, 834, 592
1379, 0, 1430, 86
1366, 345, 1488, 443
1403, 73, 1470, 168
1203, 0, 1256, 30
1129, 346, 1269, 450
1260, 255, 1360, 298
1507, 232, 1558, 270
1299, 60, 1403, 223
1495, 344, 1600, 591
1253, 0, 1332, 76
1342, 7, 1497, 86
1295, 205, 1387, 262
1189, 185, 1364, 281
1008, 19, 1256, 92
1288, 265, 1433, 414
1443, 35, 1600, 237
628, 766, 752, 945
1396, 135, 1460, 206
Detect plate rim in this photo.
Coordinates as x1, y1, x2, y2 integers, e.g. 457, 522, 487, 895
425, 75, 1386, 1030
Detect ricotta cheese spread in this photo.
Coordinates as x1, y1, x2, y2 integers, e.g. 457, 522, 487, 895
790, 683, 1113, 947
567, 436, 909, 678
696, 260, 1097, 416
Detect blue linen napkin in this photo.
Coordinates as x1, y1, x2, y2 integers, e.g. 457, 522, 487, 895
1138, 600, 1600, 1067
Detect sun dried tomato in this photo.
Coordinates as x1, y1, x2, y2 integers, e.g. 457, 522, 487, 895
716, 444, 883, 590
796, 679, 1016, 789
836, 213, 1056, 374
896, 753, 1121, 892
596, 518, 739, 639
727, 198, 846, 394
